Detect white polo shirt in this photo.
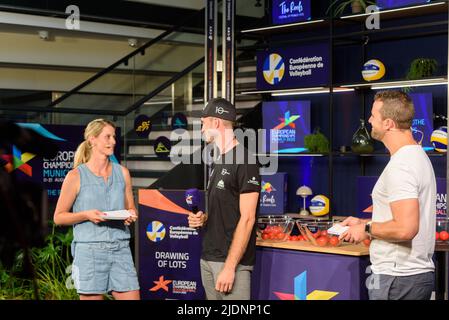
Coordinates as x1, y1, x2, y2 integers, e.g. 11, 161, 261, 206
370, 145, 436, 276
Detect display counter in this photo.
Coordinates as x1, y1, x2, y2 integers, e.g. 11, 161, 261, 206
256, 239, 369, 256
251, 240, 370, 300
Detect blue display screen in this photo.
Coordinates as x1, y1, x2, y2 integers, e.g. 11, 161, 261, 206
272, 0, 311, 25
262, 100, 311, 153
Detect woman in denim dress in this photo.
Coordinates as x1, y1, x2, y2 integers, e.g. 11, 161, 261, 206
54, 119, 140, 300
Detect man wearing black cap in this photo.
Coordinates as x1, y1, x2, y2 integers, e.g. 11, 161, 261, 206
188, 98, 260, 300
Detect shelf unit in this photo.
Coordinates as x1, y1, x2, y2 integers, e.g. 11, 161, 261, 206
238, 0, 449, 217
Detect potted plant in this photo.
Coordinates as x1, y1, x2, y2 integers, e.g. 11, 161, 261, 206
304, 128, 329, 153
403, 58, 438, 93
326, 0, 375, 16
406, 58, 438, 80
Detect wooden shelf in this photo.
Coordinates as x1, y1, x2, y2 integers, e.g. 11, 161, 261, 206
256, 239, 370, 256
435, 242, 449, 252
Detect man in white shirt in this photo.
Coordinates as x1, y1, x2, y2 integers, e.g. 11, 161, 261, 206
340, 90, 436, 300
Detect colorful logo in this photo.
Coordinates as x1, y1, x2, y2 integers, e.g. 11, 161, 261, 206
274, 271, 339, 300
146, 221, 166, 242
149, 275, 172, 292
261, 181, 276, 193
263, 53, 285, 85
4, 123, 66, 176
12, 145, 36, 176
273, 111, 301, 130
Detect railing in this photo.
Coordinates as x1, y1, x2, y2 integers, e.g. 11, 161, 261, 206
44, 8, 205, 113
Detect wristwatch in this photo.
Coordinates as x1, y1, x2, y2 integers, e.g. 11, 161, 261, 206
365, 221, 373, 238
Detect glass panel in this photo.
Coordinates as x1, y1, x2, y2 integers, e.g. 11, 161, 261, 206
54, 30, 204, 113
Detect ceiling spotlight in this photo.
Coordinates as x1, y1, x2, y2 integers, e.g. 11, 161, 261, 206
38, 30, 49, 40
128, 38, 138, 47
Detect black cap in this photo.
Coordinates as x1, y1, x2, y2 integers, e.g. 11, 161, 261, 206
201, 98, 236, 122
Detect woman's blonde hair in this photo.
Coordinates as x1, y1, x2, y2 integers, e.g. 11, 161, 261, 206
73, 119, 116, 168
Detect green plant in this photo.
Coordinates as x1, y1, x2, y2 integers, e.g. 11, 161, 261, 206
304, 128, 329, 153
403, 58, 438, 93
406, 58, 438, 80
326, 0, 375, 17
0, 224, 78, 300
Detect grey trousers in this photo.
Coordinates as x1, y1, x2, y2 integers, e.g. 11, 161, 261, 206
368, 272, 434, 300
200, 259, 253, 300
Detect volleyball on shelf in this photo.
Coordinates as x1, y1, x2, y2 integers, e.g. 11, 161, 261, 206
362, 59, 386, 82
309, 195, 330, 217
431, 126, 447, 152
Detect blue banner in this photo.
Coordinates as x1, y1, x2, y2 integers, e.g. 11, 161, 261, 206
272, 0, 311, 25
138, 189, 205, 300
262, 100, 311, 153
7, 123, 120, 201
376, 0, 430, 9
357, 176, 446, 218
410, 93, 433, 150
257, 43, 329, 91
260, 172, 288, 215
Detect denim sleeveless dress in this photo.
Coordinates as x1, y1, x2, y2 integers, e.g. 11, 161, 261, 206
70, 162, 139, 294
72, 162, 130, 242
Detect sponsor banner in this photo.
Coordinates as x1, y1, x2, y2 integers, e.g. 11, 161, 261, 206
436, 178, 447, 218
376, 0, 430, 9
272, 0, 311, 25
357, 176, 446, 218
7, 123, 120, 201
252, 247, 370, 300
138, 189, 205, 300
356, 176, 377, 219
256, 42, 329, 91
410, 93, 433, 150
260, 172, 288, 215
262, 100, 311, 153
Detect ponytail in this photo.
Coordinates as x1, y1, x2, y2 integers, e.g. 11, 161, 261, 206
74, 141, 91, 168
73, 118, 116, 168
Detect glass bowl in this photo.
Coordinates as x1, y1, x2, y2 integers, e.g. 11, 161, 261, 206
436, 218, 449, 243
296, 220, 342, 247
257, 215, 295, 242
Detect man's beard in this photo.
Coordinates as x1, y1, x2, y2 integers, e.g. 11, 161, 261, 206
370, 129, 383, 141
202, 133, 214, 144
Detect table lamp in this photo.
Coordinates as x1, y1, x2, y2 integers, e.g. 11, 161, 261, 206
296, 185, 313, 216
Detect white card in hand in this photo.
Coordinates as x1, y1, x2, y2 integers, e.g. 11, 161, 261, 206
327, 223, 349, 236
103, 210, 132, 220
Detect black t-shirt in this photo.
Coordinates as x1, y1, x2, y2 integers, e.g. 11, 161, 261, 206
201, 144, 261, 266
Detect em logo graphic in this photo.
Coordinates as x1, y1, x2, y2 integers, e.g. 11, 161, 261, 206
263, 53, 285, 85
146, 221, 166, 242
